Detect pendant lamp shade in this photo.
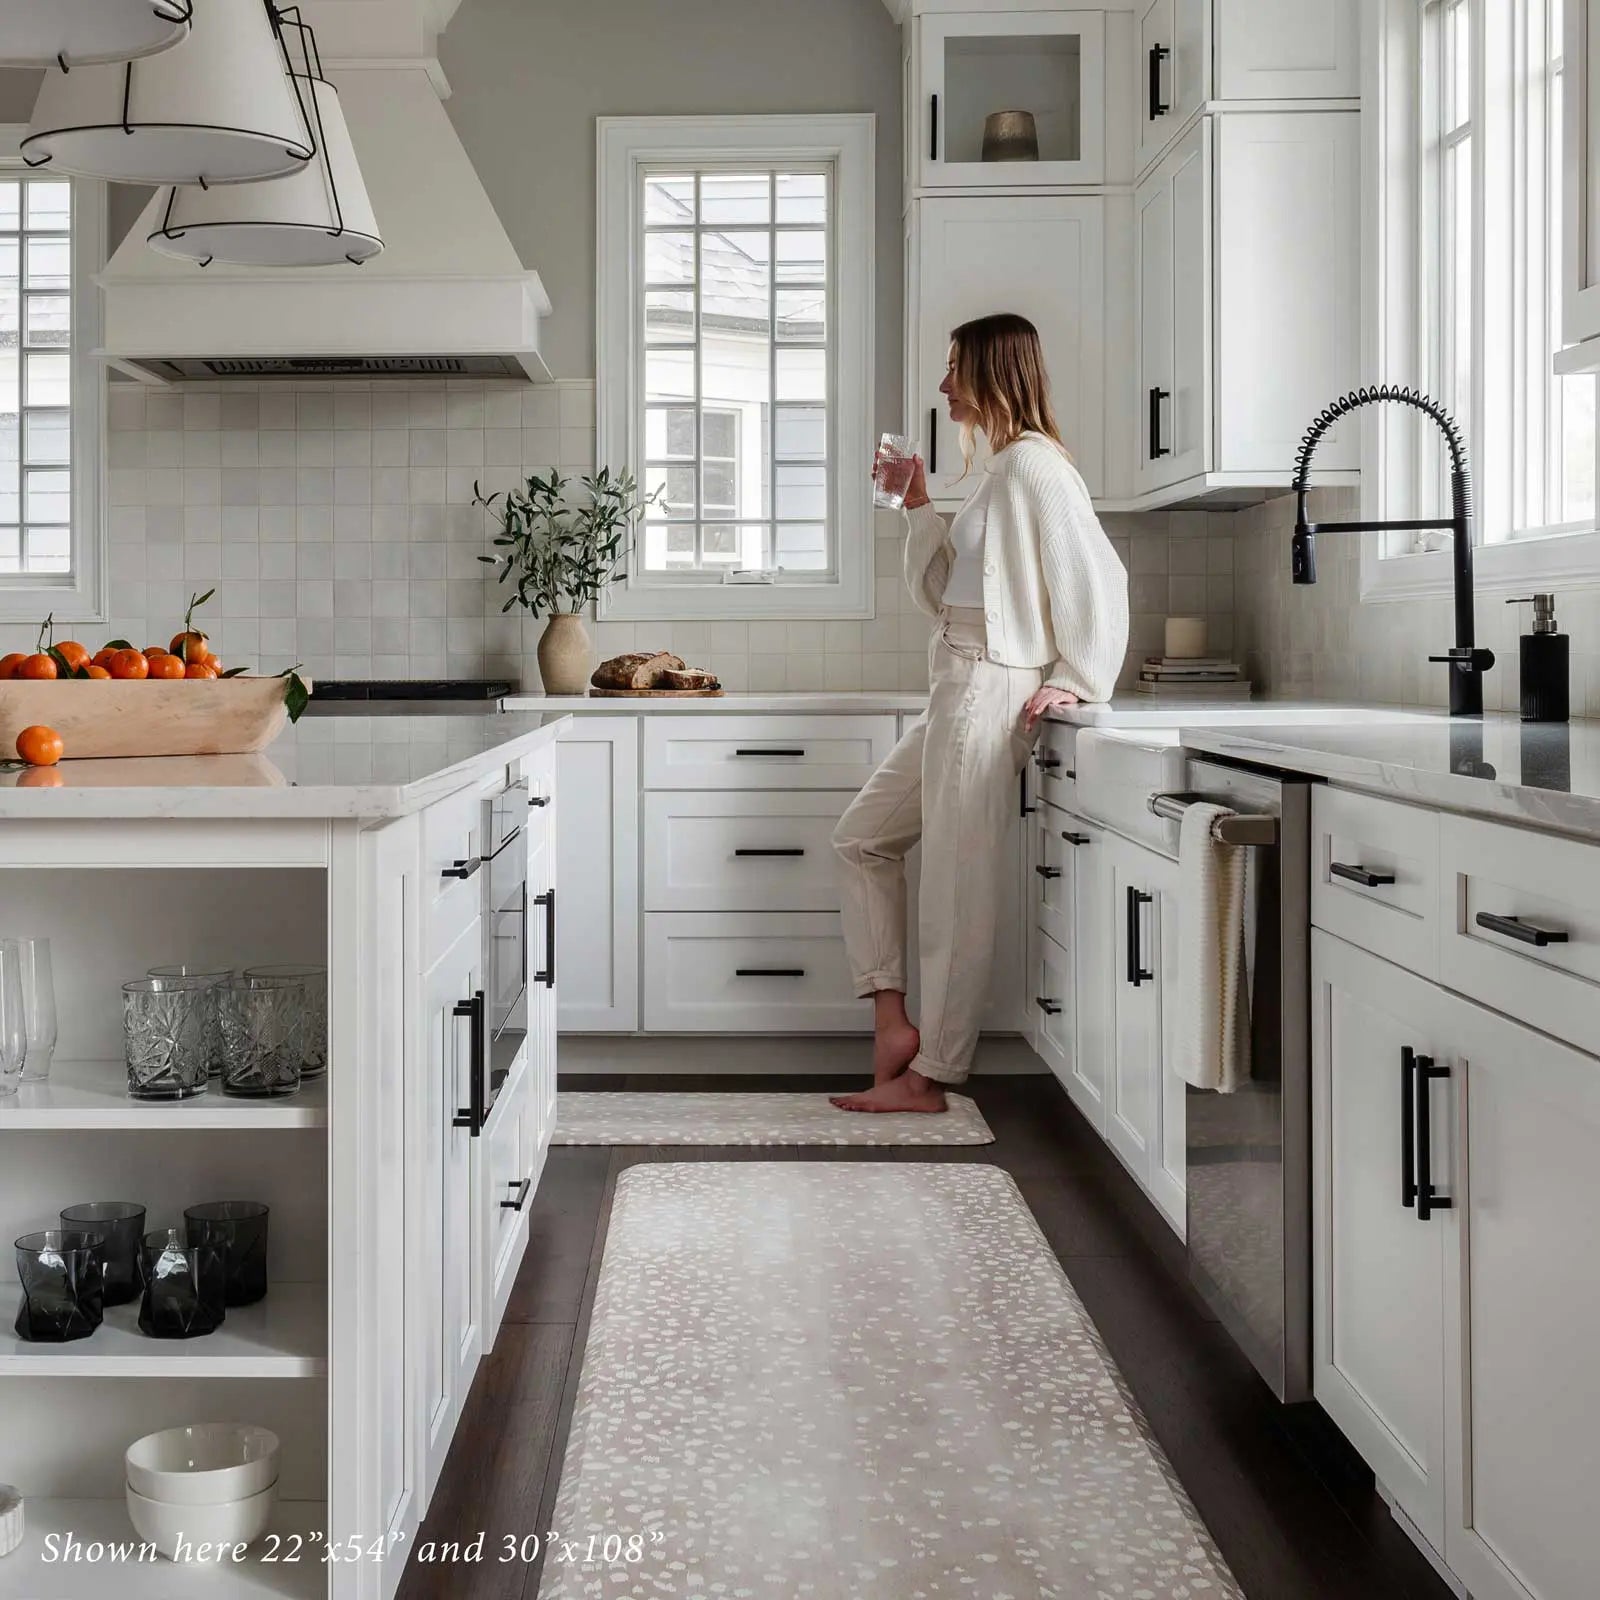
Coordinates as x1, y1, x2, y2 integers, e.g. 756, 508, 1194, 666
0, 0, 190, 68
21, 0, 313, 185
148, 75, 382, 267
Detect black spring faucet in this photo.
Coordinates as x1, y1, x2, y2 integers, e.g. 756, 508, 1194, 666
1291, 386, 1494, 717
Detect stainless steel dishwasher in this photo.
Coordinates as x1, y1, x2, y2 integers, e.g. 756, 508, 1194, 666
1160, 757, 1313, 1404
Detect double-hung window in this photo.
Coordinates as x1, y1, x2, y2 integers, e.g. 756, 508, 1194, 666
597, 116, 874, 619
0, 136, 104, 620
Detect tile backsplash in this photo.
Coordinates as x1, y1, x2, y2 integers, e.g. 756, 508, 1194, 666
2, 377, 1229, 695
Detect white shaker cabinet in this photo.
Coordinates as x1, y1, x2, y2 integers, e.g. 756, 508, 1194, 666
909, 195, 1106, 504
1561, 0, 1600, 359
1136, 0, 1208, 176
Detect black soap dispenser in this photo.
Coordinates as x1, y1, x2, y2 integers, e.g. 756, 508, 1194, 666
1507, 594, 1569, 723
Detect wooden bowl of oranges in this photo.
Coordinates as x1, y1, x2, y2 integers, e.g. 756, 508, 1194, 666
0, 592, 309, 761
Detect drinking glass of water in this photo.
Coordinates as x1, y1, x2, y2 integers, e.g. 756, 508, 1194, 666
872, 432, 918, 510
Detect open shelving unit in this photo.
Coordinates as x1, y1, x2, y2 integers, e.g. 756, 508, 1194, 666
0, 1061, 329, 1130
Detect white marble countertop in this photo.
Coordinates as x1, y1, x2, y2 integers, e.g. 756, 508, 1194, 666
502, 691, 928, 715
0, 710, 570, 820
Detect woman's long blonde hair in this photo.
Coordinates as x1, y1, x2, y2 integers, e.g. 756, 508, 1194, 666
947, 312, 1067, 473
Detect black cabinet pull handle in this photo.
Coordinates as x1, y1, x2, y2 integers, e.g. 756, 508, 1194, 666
1148, 42, 1171, 118
736, 967, 806, 978
528, 794, 550, 808
735, 847, 806, 857
929, 408, 938, 475
1035, 864, 1062, 880
1127, 886, 1155, 986
1415, 1055, 1452, 1222
1062, 831, 1092, 846
1148, 387, 1171, 460
451, 990, 486, 1137
1401, 1046, 1417, 1208
1331, 861, 1396, 888
1033, 753, 1062, 771
501, 1177, 533, 1212
930, 92, 939, 161
735, 747, 806, 757
1474, 910, 1569, 947
1019, 771, 1035, 818
1035, 997, 1062, 1016
442, 855, 481, 881
533, 889, 555, 988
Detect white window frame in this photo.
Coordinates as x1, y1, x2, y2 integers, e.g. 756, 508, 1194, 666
1361, 0, 1600, 600
0, 126, 107, 623
596, 114, 875, 620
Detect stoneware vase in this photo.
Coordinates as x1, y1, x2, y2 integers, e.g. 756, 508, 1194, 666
538, 612, 592, 695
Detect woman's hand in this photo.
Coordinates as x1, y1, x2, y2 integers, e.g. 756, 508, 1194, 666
872, 445, 931, 510
1023, 685, 1079, 732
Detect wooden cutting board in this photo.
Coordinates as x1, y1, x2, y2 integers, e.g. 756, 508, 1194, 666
586, 687, 724, 698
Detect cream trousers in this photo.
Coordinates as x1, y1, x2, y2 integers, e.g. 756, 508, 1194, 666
832, 608, 1043, 1084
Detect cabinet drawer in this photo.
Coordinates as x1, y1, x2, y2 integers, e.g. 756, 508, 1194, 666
425, 784, 487, 967
1031, 809, 1080, 949
1439, 814, 1600, 1056
521, 740, 555, 857
1311, 787, 1439, 979
643, 791, 850, 912
642, 715, 897, 790
1029, 926, 1075, 1086
1032, 720, 1078, 811
642, 912, 873, 1032
481, 1054, 531, 1342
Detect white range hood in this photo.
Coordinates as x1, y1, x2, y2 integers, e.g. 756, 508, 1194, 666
99, 63, 550, 381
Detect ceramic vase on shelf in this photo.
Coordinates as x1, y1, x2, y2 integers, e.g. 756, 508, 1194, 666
538, 612, 592, 695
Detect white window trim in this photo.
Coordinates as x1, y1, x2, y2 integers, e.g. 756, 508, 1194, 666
1358, 0, 1600, 602
0, 125, 107, 624
595, 113, 875, 621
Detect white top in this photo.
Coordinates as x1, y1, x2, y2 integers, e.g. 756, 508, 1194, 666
905, 433, 1130, 702
942, 471, 993, 608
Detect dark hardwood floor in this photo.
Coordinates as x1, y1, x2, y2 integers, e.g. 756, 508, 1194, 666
397, 1071, 1456, 1600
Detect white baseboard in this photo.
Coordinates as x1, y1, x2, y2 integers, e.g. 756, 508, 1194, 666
559, 1034, 1048, 1077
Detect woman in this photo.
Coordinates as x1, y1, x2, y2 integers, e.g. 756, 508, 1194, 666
830, 312, 1129, 1113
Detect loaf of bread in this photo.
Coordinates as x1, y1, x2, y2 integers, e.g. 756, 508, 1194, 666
658, 668, 720, 691
590, 650, 685, 690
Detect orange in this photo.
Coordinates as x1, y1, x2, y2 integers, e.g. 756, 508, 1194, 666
171, 630, 209, 664
15, 725, 64, 766
18, 653, 57, 680
147, 652, 185, 680
0, 653, 24, 680
144, 646, 170, 660
91, 648, 117, 669
83, 663, 111, 679
17, 765, 63, 788
184, 661, 218, 680
108, 649, 149, 681
54, 640, 89, 671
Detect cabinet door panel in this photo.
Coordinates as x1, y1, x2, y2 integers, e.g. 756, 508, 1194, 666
1137, 0, 1210, 176
1135, 164, 1174, 495
1069, 822, 1112, 1132
1106, 842, 1161, 1182
916, 197, 1105, 501
1562, 1, 1600, 344
1214, 0, 1359, 99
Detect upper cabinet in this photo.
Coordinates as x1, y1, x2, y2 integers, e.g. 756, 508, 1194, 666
1137, 0, 1208, 175
918, 11, 1108, 189
1561, 1, 1600, 364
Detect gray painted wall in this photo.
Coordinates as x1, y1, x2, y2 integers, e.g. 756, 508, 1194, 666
439, 0, 904, 423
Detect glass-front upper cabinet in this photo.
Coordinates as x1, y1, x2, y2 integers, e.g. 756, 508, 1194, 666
918, 11, 1106, 189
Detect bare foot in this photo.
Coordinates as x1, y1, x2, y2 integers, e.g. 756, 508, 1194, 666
873, 1020, 921, 1085
830, 1070, 948, 1114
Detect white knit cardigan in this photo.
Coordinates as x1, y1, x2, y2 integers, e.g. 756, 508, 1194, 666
904, 434, 1130, 702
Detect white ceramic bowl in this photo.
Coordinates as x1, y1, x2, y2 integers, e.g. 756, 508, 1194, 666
125, 1424, 281, 1506
126, 1479, 277, 1561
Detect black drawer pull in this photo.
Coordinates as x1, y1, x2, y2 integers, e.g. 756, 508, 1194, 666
501, 1177, 533, 1212
1035, 997, 1062, 1016
528, 794, 550, 808
929, 408, 938, 475
442, 855, 481, 881
451, 990, 485, 1137
1149, 386, 1171, 460
1019, 771, 1036, 818
735, 847, 806, 858
734, 748, 806, 757
533, 888, 555, 988
1400, 1046, 1417, 1208
1127, 886, 1155, 986
1062, 831, 1092, 846
1148, 42, 1171, 118
1035, 864, 1062, 880
1331, 861, 1396, 888
930, 91, 939, 161
1033, 753, 1062, 771
735, 967, 806, 978
1475, 911, 1569, 947
1414, 1055, 1453, 1222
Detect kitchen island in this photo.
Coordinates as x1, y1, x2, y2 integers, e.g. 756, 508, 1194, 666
0, 710, 567, 1600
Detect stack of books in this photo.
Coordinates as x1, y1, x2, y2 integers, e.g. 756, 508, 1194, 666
1136, 655, 1253, 700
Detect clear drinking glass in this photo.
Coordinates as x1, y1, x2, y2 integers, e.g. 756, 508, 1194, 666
147, 965, 232, 1078
122, 977, 210, 1101
243, 963, 326, 1078
218, 976, 305, 1099
0, 941, 27, 1099
16, 937, 56, 1084
872, 431, 918, 510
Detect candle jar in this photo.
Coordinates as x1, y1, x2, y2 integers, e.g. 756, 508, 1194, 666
122, 977, 209, 1101
14, 1229, 105, 1342
147, 966, 233, 1077
243, 964, 326, 1078
138, 1228, 226, 1339
184, 1200, 269, 1306
59, 1201, 145, 1307
218, 976, 304, 1099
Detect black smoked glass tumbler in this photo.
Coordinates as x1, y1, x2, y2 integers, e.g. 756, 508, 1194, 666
14, 1229, 105, 1342
184, 1200, 269, 1306
59, 1201, 145, 1307
139, 1227, 226, 1339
